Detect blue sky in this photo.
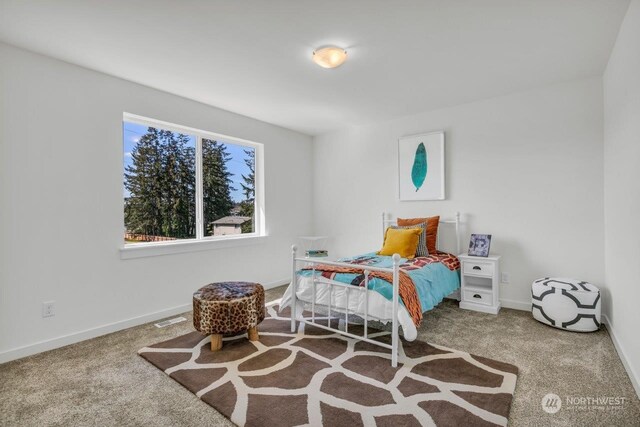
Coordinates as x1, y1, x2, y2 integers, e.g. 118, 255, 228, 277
123, 122, 253, 202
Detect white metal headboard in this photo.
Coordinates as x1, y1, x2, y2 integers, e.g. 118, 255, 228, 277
381, 212, 461, 255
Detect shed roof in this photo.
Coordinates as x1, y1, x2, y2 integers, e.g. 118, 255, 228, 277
211, 216, 251, 225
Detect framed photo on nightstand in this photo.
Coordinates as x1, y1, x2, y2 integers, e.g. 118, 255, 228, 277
468, 234, 491, 257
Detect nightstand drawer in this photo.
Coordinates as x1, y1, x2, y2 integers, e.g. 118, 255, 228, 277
463, 260, 494, 277
463, 289, 493, 306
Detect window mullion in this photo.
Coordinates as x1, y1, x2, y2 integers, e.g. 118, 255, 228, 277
195, 135, 204, 240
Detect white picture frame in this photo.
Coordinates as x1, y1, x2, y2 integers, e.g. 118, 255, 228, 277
398, 131, 445, 201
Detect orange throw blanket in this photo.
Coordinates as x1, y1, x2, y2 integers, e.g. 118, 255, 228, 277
301, 265, 423, 326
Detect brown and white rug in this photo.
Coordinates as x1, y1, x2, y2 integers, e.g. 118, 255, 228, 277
139, 302, 518, 426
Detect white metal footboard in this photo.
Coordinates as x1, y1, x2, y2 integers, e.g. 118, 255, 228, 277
290, 245, 402, 367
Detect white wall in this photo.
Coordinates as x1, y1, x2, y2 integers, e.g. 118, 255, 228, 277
603, 0, 640, 396
0, 43, 313, 361
313, 78, 605, 309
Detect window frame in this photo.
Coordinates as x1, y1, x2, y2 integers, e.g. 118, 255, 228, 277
120, 113, 265, 258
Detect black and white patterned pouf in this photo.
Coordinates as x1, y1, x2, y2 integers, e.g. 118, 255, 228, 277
531, 278, 601, 332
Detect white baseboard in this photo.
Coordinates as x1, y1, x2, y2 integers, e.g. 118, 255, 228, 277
460, 301, 500, 314
263, 278, 290, 290
500, 298, 531, 311
602, 314, 640, 398
0, 302, 191, 365
446, 293, 529, 311
0, 278, 291, 365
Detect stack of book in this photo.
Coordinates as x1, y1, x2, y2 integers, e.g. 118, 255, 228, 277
305, 249, 328, 258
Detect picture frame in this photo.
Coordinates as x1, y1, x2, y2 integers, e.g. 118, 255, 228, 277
468, 234, 492, 257
398, 131, 445, 201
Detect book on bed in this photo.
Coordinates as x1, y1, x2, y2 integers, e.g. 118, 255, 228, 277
305, 250, 328, 257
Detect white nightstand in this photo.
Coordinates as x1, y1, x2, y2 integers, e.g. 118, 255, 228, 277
458, 254, 501, 314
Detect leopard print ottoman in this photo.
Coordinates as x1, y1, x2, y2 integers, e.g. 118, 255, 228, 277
193, 282, 265, 351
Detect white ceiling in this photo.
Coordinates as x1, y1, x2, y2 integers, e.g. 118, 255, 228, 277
0, 0, 630, 136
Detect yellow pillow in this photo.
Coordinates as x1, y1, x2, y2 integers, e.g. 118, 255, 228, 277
377, 227, 422, 259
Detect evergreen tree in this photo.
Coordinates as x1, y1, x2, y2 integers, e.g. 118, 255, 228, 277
124, 128, 196, 239
178, 141, 196, 237
202, 138, 235, 235
124, 127, 164, 236
125, 130, 235, 240
239, 149, 255, 233
159, 130, 196, 238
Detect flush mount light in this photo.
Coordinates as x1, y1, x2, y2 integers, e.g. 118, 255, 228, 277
312, 46, 347, 69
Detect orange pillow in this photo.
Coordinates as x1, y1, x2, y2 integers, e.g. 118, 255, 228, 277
377, 227, 422, 259
397, 216, 440, 254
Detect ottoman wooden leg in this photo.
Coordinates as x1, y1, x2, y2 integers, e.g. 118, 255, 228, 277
211, 334, 223, 351
248, 327, 259, 342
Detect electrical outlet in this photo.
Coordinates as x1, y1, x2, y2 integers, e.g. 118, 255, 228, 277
42, 301, 55, 318
501, 272, 511, 284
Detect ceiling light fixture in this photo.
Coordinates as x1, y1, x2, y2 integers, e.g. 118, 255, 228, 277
312, 46, 347, 69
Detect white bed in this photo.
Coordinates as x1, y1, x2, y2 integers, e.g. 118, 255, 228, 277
280, 212, 461, 367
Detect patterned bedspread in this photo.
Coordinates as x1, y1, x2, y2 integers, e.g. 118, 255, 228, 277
315, 252, 459, 284
298, 251, 461, 320
400, 252, 460, 272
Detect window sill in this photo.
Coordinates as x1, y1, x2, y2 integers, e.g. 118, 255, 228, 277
119, 234, 268, 260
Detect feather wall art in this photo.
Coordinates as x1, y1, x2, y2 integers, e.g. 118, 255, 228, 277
411, 142, 427, 192
398, 131, 445, 201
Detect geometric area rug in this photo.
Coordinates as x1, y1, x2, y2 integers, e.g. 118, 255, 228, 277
139, 301, 518, 427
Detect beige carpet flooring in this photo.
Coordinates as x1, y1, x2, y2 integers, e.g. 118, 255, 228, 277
1, 285, 638, 426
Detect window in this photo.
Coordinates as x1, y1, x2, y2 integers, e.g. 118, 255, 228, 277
123, 114, 261, 246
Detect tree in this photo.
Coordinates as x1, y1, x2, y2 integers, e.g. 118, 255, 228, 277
159, 130, 196, 238
124, 127, 164, 236
124, 127, 196, 239
202, 138, 235, 235
239, 149, 255, 233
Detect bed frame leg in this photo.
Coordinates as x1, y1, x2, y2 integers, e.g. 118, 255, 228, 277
391, 253, 400, 368
291, 245, 298, 333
